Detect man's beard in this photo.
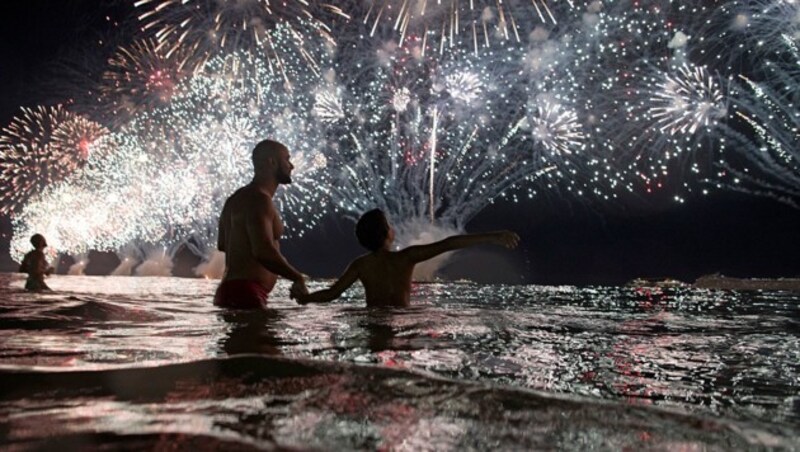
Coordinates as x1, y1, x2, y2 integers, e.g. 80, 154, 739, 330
277, 169, 292, 184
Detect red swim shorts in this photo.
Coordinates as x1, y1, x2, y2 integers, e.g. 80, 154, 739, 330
214, 279, 275, 309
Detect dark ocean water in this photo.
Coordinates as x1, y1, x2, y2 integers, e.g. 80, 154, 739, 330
1, 273, 798, 449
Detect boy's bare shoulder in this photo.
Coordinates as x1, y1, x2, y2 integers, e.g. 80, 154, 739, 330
23, 250, 43, 260
358, 251, 414, 271
350, 253, 372, 268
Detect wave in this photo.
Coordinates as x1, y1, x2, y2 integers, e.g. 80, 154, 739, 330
0, 298, 170, 330
1, 355, 794, 450
47, 297, 169, 323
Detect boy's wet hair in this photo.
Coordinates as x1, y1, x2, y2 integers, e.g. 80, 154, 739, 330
30, 234, 45, 248
356, 209, 390, 251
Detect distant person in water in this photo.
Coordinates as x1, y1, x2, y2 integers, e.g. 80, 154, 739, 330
19, 234, 54, 292
292, 209, 519, 308
214, 139, 308, 309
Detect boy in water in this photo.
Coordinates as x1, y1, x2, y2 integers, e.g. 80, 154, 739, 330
19, 234, 54, 292
292, 209, 519, 307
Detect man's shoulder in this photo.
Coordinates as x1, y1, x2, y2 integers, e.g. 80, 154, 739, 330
227, 185, 273, 210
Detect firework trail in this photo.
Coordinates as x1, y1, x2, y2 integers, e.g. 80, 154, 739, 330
356, 0, 583, 56
134, 0, 349, 76
0, 106, 108, 214
697, 0, 800, 75
713, 51, 800, 207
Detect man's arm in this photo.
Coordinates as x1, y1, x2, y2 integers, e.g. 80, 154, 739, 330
296, 260, 361, 304
400, 231, 519, 264
246, 196, 305, 282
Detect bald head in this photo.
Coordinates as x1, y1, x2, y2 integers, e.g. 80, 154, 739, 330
252, 139, 293, 184
252, 139, 287, 171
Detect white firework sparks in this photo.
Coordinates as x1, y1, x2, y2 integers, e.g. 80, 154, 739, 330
528, 99, 585, 155
443, 70, 482, 105
650, 64, 728, 136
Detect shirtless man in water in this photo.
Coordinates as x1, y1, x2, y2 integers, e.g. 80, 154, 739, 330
214, 140, 308, 309
295, 209, 519, 307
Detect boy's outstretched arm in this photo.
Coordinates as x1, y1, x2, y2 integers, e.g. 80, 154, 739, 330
294, 260, 361, 305
400, 231, 519, 264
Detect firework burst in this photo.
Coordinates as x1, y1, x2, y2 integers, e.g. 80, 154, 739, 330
526, 98, 586, 156
0, 106, 107, 214
10, 182, 139, 261
650, 64, 728, 136
134, 0, 349, 74
312, 87, 346, 123
101, 38, 193, 118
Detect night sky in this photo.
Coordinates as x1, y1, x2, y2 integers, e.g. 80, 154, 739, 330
1, 1, 799, 285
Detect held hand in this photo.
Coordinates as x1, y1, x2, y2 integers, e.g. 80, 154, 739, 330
492, 231, 520, 249
294, 293, 310, 305
289, 279, 308, 301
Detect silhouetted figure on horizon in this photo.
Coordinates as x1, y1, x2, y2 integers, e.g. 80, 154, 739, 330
19, 233, 54, 292
293, 208, 519, 308
214, 139, 308, 309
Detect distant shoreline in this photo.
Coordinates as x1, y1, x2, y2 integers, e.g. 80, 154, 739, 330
627, 274, 800, 291
693, 274, 800, 291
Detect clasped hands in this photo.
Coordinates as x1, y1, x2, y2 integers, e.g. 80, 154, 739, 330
289, 278, 308, 301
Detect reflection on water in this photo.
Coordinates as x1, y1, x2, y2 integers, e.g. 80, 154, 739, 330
0, 272, 798, 447
5, 355, 791, 450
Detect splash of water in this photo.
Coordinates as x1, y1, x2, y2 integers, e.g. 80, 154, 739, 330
111, 256, 138, 276
392, 220, 463, 281
194, 250, 226, 279
134, 250, 173, 277
67, 255, 89, 276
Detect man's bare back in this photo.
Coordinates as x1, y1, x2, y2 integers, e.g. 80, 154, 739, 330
218, 185, 283, 288
214, 140, 307, 309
